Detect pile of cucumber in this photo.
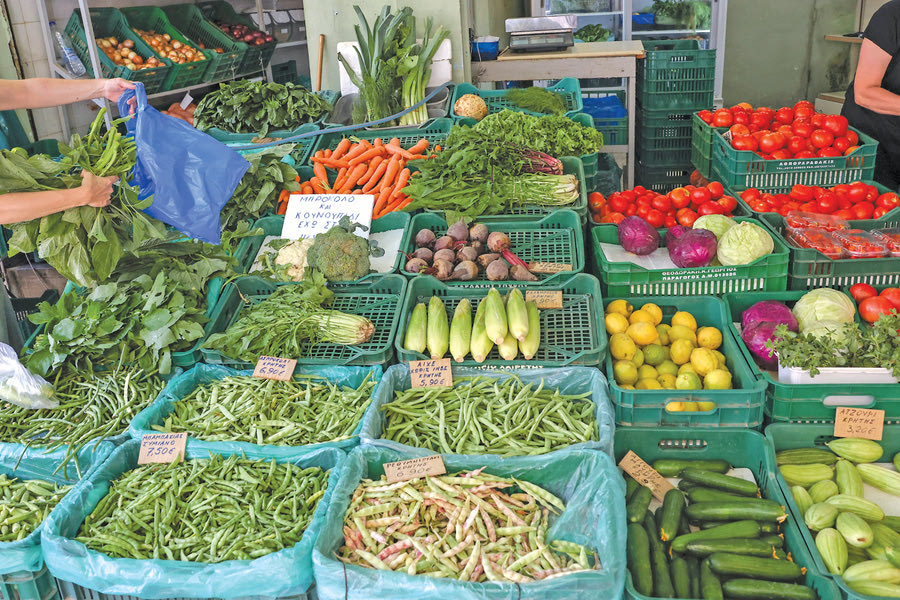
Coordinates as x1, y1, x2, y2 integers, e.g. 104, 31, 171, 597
777, 437, 900, 597
626, 458, 818, 600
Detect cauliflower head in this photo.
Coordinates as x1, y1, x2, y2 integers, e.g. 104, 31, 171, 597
275, 238, 315, 281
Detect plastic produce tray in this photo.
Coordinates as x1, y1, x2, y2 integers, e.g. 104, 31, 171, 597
200, 275, 407, 368
637, 40, 716, 110
722, 290, 900, 423
12, 290, 59, 345
0, 567, 61, 600
196, 1, 276, 75
604, 296, 766, 428
119, 6, 212, 92
582, 94, 627, 145
204, 122, 321, 168
66, 8, 170, 95
402, 211, 584, 285
591, 217, 789, 296
162, 4, 244, 82
394, 273, 606, 367
691, 113, 725, 180
634, 160, 692, 193
616, 427, 841, 600
450, 78, 583, 119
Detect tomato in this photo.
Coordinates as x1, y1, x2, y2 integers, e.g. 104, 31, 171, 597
734, 102, 754, 111
589, 192, 605, 211
636, 196, 653, 210
852, 202, 876, 219
690, 187, 712, 207
625, 204, 637, 217
880, 287, 900, 311
822, 114, 849, 137
810, 128, 835, 149
793, 150, 816, 159
663, 216, 678, 228
817, 147, 842, 158
732, 135, 758, 152
877, 192, 900, 211
732, 110, 750, 126
706, 181, 724, 199
791, 119, 814, 138
859, 296, 897, 324
794, 100, 815, 111
690, 170, 705, 187
799, 201, 818, 213
620, 190, 637, 202
846, 130, 859, 146
874, 206, 890, 219
811, 113, 826, 128
816, 193, 839, 214
698, 200, 726, 216
633, 186, 647, 194
676, 208, 698, 227
866, 184, 879, 201
591, 212, 603, 223
609, 195, 629, 213
793, 105, 815, 120
728, 124, 751, 137
787, 136, 808, 155
697, 110, 714, 124
844, 145, 860, 156
712, 109, 734, 127
652, 194, 672, 213
751, 200, 772, 212
741, 188, 762, 202
767, 194, 785, 209
847, 181, 868, 203
759, 132, 786, 153
717, 195, 738, 213
787, 185, 813, 204
669, 187, 691, 209
832, 208, 855, 220
636, 204, 651, 219
774, 106, 794, 125
645, 209, 666, 228
771, 149, 793, 160
750, 112, 771, 129
601, 212, 626, 224
832, 136, 851, 154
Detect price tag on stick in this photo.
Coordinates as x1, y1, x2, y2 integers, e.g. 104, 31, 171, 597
834, 407, 884, 441
253, 356, 297, 381
525, 290, 563, 309
138, 433, 187, 465
618, 450, 676, 501
409, 358, 452, 388
384, 455, 447, 483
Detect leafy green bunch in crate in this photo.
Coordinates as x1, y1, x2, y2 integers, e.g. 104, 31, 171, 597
652, 0, 711, 30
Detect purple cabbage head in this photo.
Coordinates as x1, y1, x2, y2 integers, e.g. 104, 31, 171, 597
617, 216, 660, 256
668, 228, 718, 268
665, 225, 691, 249
741, 300, 798, 332
741, 321, 782, 370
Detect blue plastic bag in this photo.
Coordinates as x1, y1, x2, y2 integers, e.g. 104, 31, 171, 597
116, 84, 250, 245
359, 364, 615, 458
313, 445, 626, 600
129, 363, 384, 456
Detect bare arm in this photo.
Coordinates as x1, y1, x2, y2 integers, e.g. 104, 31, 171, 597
0, 78, 135, 111
0, 171, 117, 225
853, 39, 900, 115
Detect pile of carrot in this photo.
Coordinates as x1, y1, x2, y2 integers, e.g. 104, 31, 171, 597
277, 137, 436, 219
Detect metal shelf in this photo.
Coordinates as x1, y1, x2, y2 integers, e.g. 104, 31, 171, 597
631, 29, 711, 35
276, 40, 307, 49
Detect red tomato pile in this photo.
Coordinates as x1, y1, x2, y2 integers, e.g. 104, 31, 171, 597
697, 100, 862, 160
739, 181, 900, 219
849, 283, 900, 324
589, 180, 739, 226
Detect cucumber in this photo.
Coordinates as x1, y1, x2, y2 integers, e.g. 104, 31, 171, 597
700, 558, 723, 600
776, 447, 839, 466
761, 534, 785, 548
760, 521, 780, 534
688, 487, 758, 504
687, 556, 700, 599
677, 479, 699, 492
722, 579, 816, 600
627, 523, 653, 596
652, 458, 731, 477
625, 475, 639, 502
679, 513, 692, 536
670, 556, 691, 599
700, 520, 777, 532
658, 489, 686, 542
681, 468, 760, 497
644, 512, 675, 599
627, 485, 652, 523
685, 538, 781, 557
686, 500, 786, 523
671, 520, 761, 553
707, 552, 803, 581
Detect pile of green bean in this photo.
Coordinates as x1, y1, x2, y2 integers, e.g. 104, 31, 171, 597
77, 455, 329, 563
0, 474, 71, 542
153, 374, 375, 447
381, 376, 598, 456
0, 369, 164, 475
338, 470, 598, 582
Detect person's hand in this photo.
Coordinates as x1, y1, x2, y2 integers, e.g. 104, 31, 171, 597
102, 78, 136, 103
78, 170, 118, 208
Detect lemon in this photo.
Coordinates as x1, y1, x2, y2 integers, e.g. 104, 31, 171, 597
657, 360, 679, 377
657, 373, 677, 389
697, 326, 723, 350
637, 364, 659, 380
620, 384, 635, 390
605, 312, 630, 335
613, 361, 639, 385
713, 350, 728, 369
607, 299, 633, 317
626, 322, 659, 346
641, 302, 663, 326
656, 323, 671, 346
671, 311, 697, 331
632, 348, 645, 367
666, 401, 686, 412
675, 372, 702, 390
609, 333, 636, 361
636, 378, 663, 390
629, 309, 655, 325
696, 401, 717, 411
690, 347, 720, 377
670, 338, 695, 365
642, 344, 667, 366
704, 369, 733, 390
668, 324, 698, 345
678, 363, 697, 375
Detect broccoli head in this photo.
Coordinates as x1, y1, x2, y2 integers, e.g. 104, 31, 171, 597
306, 216, 384, 281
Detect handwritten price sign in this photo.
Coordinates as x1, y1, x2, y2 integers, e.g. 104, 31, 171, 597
384, 455, 447, 483
528, 262, 572, 274
409, 358, 452, 388
525, 290, 563, 309
253, 356, 297, 381
618, 450, 675, 501
834, 407, 885, 441
138, 433, 187, 465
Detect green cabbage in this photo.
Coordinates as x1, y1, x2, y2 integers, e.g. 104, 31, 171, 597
802, 320, 855, 345
792, 288, 856, 333
716, 221, 774, 266
692, 215, 736, 240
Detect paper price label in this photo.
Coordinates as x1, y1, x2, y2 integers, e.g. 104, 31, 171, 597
384, 455, 447, 483
138, 433, 187, 465
281, 194, 375, 239
618, 450, 675, 501
525, 290, 563, 309
253, 356, 297, 381
834, 407, 884, 441
409, 358, 452, 388
528, 262, 572, 274
179, 92, 193, 111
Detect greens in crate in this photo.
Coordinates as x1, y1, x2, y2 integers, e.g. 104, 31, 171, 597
462, 109, 604, 157
506, 87, 567, 115
221, 145, 300, 229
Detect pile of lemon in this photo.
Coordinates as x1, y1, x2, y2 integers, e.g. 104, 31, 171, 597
605, 300, 733, 393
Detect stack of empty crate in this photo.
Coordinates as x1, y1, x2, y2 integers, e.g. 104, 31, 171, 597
635, 40, 715, 192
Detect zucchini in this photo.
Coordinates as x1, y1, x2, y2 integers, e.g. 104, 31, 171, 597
681, 467, 760, 497
625, 474, 639, 502
776, 447, 838, 466
685, 538, 781, 558
644, 512, 675, 599
835, 459, 864, 497
670, 520, 760, 553
700, 558, 723, 600
686, 500, 787, 523
883, 516, 900, 533
688, 487, 757, 504
652, 458, 731, 477
722, 579, 816, 600
658, 489, 685, 542
807, 479, 839, 504
846, 580, 900, 598
824, 494, 885, 522
627, 523, 653, 596
707, 552, 803, 582
670, 556, 691, 599
627, 485, 652, 523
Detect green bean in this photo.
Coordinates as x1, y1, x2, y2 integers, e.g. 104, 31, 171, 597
153, 373, 375, 447
0, 474, 71, 542
76, 455, 329, 563
381, 376, 597, 457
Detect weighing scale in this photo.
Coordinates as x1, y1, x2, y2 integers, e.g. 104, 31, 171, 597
505, 16, 576, 53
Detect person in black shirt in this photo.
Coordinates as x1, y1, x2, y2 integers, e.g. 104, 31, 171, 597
842, 0, 900, 190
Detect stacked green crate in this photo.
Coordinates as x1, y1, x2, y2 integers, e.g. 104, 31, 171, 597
636, 40, 715, 191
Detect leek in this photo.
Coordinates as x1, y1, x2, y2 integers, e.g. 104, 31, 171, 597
398, 18, 449, 126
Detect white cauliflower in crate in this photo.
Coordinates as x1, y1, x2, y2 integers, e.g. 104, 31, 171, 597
275, 238, 315, 281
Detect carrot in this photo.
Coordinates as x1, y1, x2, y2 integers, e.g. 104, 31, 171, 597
391, 168, 411, 199
313, 161, 328, 185
373, 138, 383, 146
314, 150, 325, 159
383, 190, 407, 215
393, 196, 413, 212
384, 144, 414, 160
301, 184, 314, 195
332, 167, 349, 190
379, 155, 401, 191
434, 144, 442, 152
310, 176, 328, 193
331, 138, 352, 160
277, 189, 290, 214
311, 157, 350, 169
372, 187, 391, 217
408, 139, 429, 155
348, 146, 384, 166
388, 138, 401, 146
345, 140, 371, 161
362, 160, 389, 193
339, 163, 368, 192
358, 156, 383, 186
323, 148, 332, 158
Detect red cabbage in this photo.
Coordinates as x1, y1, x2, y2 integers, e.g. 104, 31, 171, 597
665, 225, 690, 249
617, 216, 660, 255
741, 320, 783, 370
668, 228, 717, 268
741, 300, 798, 331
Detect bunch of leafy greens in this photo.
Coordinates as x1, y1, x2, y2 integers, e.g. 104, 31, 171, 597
221, 145, 300, 230
463, 110, 604, 157
575, 24, 612, 42
652, 0, 711, 29
767, 313, 900, 377
506, 87, 567, 115
193, 80, 332, 136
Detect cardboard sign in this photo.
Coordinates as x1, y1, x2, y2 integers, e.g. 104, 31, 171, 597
281, 194, 375, 239
528, 262, 572, 274
409, 358, 453, 388
384, 455, 447, 483
138, 433, 187, 465
618, 450, 676, 501
834, 407, 885, 441
253, 356, 297, 381
525, 290, 563, 309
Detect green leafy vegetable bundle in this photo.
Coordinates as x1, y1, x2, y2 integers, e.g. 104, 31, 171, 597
575, 24, 612, 42
506, 87, 567, 115
221, 145, 299, 229
461, 109, 604, 157
194, 80, 332, 136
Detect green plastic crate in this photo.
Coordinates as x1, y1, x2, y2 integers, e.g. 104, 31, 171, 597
592, 216, 789, 296
616, 427, 842, 600
635, 106, 693, 169
759, 212, 900, 290
200, 275, 407, 368
637, 40, 715, 110
196, 1, 276, 75
767, 423, 900, 600
604, 296, 766, 428
450, 78, 583, 119
394, 273, 607, 367
271, 60, 297, 84
66, 8, 170, 95
0, 567, 60, 600
722, 290, 900, 423
205, 122, 321, 168
11, 290, 59, 344
312, 118, 455, 165
233, 211, 412, 277
634, 160, 693, 193
402, 211, 584, 285
162, 4, 245, 83
119, 7, 212, 92
690, 113, 726, 180
711, 126, 878, 194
